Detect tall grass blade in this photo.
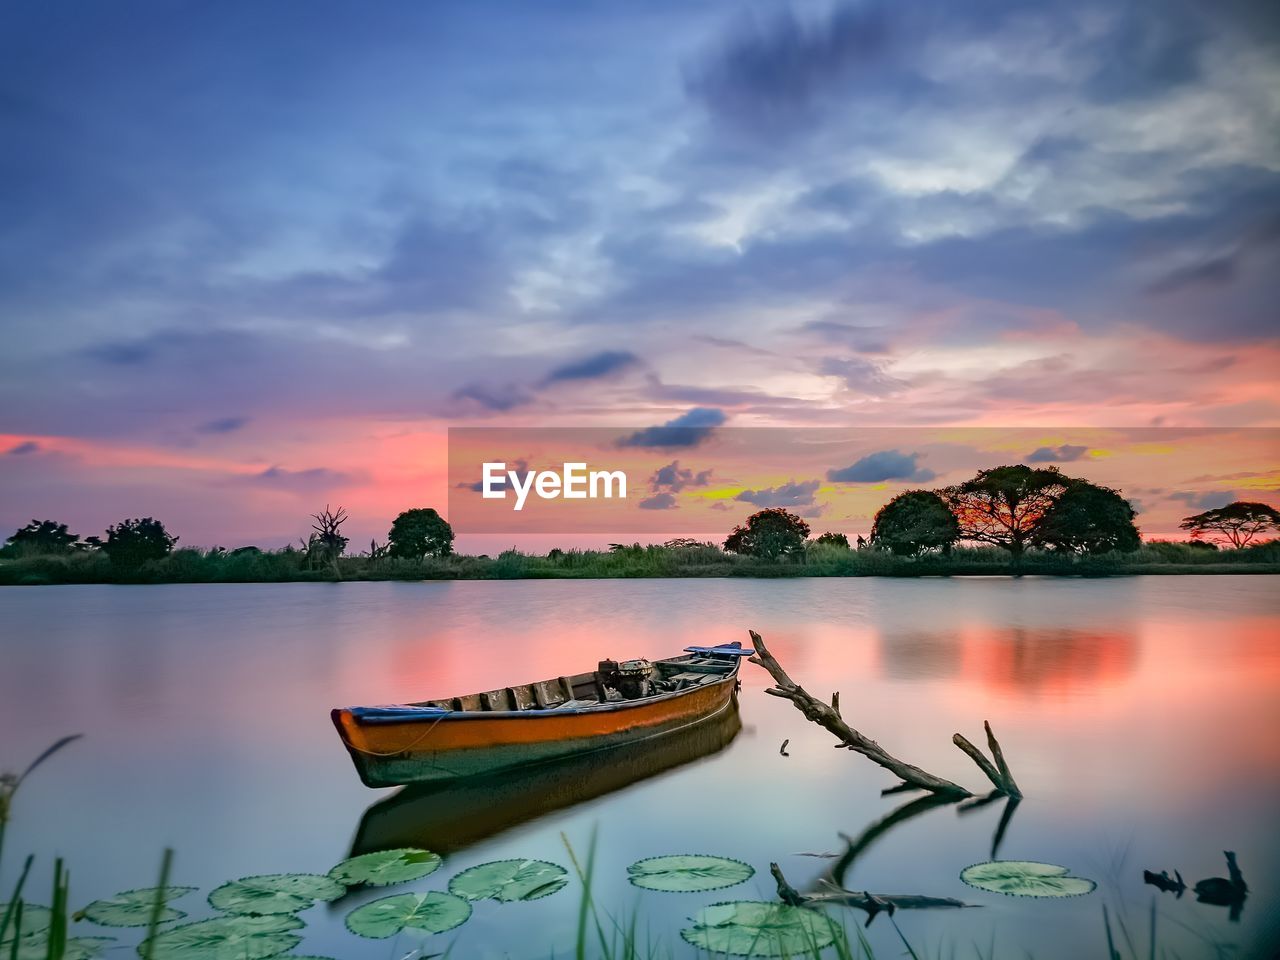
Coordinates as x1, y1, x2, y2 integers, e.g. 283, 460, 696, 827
0, 855, 34, 946
140, 848, 174, 960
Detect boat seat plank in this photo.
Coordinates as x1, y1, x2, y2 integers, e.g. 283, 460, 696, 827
532, 681, 565, 709
510, 686, 537, 711
668, 672, 717, 685
481, 689, 513, 711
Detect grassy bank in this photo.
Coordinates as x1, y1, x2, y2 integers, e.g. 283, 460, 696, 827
2, 540, 1278, 585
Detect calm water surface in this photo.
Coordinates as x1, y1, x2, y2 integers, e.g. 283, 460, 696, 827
2, 577, 1278, 958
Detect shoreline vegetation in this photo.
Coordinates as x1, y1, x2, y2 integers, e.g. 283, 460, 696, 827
4, 465, 1278, 585
2, 538, 1278, 586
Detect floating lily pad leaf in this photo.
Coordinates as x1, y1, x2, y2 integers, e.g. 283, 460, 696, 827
344, 892, 471, 939
681, 901, 838, 957
82, 886, 198, 927
1, 903, 53, 941
10, 936, 114, 960
628, 855, 754, 893
209, 874, 346, 915
960, 861, 1097, 898
138, 913, 303, 960
328, 848, 441, 887
447, 860, 568, 903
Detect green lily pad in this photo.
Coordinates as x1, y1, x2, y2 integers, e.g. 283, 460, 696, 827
137, 913, 303, 959
82, 886, 198, 927
11, 936, 114, 960
681, 901, 839, 957
328, 848, 442, 887
628, 855, 754, 893
447, 860, 568, 902
960, 861, 1097, 898
344, 892, 471, 939
1, 903, 53, 941
209, 874, 345, 915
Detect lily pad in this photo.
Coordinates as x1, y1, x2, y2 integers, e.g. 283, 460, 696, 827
628, 855, 754, 893
138, 913, 303, 960
1, 903, 53, 940
11, 936, 114, 960
82, 886, 198, 927
960, 861, 1097, 898
344, 892, 471, 939
209, 874, 345, 915
681, 901, 839, 957
447, 860, 568, 902
328, 848, 441, 887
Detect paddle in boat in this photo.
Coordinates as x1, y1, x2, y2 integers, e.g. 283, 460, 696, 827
331, 641, 752, 787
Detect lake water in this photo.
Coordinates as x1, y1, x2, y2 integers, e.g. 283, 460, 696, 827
2, 577, 1278, 958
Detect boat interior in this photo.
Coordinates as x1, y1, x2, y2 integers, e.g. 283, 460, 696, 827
421, 651, 737, 713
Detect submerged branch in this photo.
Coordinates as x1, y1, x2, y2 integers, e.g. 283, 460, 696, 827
748, 630, 972, 798
748, 629, 1024, 800
770, 863, 973, 927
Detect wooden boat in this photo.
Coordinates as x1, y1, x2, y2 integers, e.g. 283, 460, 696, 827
331, 642, 751, 787
347, 698, 742, 855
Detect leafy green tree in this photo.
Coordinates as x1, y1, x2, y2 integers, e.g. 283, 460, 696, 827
2, 519, 80, 557
723, 508, 810, 560
1179, 501, 1280, 548
1032, 482, 1140, 555
813, 531, 850, 548
387, 507, 455, 560
943, 465, 1071, 560
102, 518, 178, 567
870, 491, 959, 556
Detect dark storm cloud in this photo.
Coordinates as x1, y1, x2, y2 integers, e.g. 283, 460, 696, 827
458, 459, 531, 493
197, 416, 251, 435
619, 408, 727, 449
451, 383, 532, 413
650, 461, 712, 493
1169, 490, 1236, 511
638, 492, 678, 510
1027, 444, 1089, 463
685, 3, 896, 136
251, 466, 351, 490
542, 351, 641, 384
827, 450, 936, 483
735, 479, 820, 508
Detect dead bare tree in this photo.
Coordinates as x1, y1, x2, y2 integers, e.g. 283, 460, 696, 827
748, 630, 1021, 799
310, 505, 349, 579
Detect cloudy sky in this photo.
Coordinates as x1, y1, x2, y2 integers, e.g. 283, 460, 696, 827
1, 0, 1278, 547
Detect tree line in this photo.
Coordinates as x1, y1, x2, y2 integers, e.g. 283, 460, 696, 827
721, 464, 1280, 561
2, 463, 1277, 568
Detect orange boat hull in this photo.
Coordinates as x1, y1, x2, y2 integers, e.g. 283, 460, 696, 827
332, 671, 740, 787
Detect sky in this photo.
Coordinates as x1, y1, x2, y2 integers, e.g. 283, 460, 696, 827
1, 0, 1278, 549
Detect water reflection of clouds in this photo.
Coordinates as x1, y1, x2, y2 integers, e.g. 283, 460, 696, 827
877, 626, 1140, 695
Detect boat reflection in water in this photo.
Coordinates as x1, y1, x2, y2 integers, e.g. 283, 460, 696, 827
347, 698, 742, 857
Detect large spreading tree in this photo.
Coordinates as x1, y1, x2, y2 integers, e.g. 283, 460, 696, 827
1179, 501, 1280, 548
942, 465, 1072, 560
724, 508, 810, 560
870, 490, 959, 556
1032, 482, 1140, 555
387, 507, 455, 560
102, 518, 178, 567
2, 519, 80, 557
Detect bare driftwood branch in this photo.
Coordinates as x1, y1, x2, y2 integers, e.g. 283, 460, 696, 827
770, 863, 973, 928
749, 629, 1024, 799
749, 630, 973, 797
952, 721, 1022, 798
